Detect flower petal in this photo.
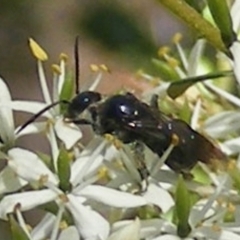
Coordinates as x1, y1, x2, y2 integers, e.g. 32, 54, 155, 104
0, 78, 15, 144
0, 189, 57, 220
8, 101, 52, 117
31, 213, 56, 240
54, 118, 82, 150
8, 148, 58, 185
66, 194, 110, 240
75, 185, 147, 208
107, 218, 140, 240
230, 42, 240, 86
58, 226, 80, 240
143, 183, 174, 213
0, 166, 27, 194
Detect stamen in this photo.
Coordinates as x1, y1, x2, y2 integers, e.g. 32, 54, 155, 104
50, 204, 65, 240
100, 64, 110, 72
158, 46, 171, 57
29, 38, 48, 61
90, 64, 99, 72
14, 204, 31, 239
52, 64, 61, 75
60, 53, 68, 62
172, 33, 183, 44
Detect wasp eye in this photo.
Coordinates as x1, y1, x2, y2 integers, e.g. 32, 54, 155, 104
66, 91, 101, 119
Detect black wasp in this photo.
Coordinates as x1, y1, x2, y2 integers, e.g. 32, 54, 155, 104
18, 38, 225, 176
64, 90, 225, 174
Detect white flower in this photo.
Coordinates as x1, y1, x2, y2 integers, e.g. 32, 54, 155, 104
0, 77, 15, 148
0, 145, 147, 240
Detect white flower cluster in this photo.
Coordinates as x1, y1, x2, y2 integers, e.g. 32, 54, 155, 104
1, 2, 240, 239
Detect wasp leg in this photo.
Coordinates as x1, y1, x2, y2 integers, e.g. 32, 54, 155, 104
132, 141, 149, 192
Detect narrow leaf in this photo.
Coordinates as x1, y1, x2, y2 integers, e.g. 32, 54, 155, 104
167, 70, 232, 99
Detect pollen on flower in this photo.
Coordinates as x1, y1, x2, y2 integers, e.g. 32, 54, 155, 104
39, 174, 49, 186
172, 33, 183, 44
52, 64, 62, 75
211, 223, 221, 232
104, 133, 123, 149
227, 202, 236, 213
29, 38, 48, 61
59, 193, 69, 203
98, 166, 109, 180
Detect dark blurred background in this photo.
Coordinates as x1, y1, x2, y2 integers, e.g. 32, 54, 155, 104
0, 0, 188, 99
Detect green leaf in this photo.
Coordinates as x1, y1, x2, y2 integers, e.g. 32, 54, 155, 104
167, 70, 233, 99
175, 175, 191, 238
206, 0, 237, 47
57, 147, 72, 192
9, 215, 30, 240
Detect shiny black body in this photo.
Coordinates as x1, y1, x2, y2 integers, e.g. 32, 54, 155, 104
67, 91, 224, 172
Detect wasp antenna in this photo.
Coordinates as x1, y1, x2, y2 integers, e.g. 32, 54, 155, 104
75, 36, 80, 95
16, 100, 70, 135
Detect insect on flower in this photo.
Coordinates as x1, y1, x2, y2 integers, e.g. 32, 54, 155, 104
17, 38, 226, 178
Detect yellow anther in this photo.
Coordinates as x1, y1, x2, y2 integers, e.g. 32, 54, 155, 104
98, 166, 108, 179
158, 46, 170, 57
104, 134, 123, 149
211, 224, 221, 232
100, 64, 110, 72
29, 38, 48, 61
59, 220, 68, 230
151, 78, 161, 86
51, 64, 61, 75
172, 33, 183, 44
90, 64, 99, 72
60, 53, 68, 62
228, 202, 236, 213
166, 57, 180, 68
227, 160, 236, 171
171, 134, 179, 146
104, 133, 115, 142
39, 174, 49, 186
59, 193, 69, 203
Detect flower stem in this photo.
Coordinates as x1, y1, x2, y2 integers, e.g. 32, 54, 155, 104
156, 0, 228, 54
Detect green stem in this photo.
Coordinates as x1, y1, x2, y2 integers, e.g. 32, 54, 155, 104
156, 0, 228, 54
